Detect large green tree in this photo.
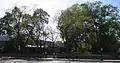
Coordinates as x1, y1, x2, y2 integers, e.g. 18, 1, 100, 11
56, 1, 120, 54
0, 6, 49, 53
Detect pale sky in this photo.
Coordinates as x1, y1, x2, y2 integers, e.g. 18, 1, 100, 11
0, 0, 116, 27
0, 0, 97, 29
0, 0, 119, 27
0, 0, 83, 17
0, 0, 116, 28
0, 0, 120, 41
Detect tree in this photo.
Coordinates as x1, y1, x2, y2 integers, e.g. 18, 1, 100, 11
28, 8, 49, 47
87, 1, 120, 54
0, 6, 49, 53
56, 1, 120, 54
56, 3, 93, 52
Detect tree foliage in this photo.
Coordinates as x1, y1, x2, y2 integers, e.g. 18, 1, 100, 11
56, 1, 120, 54
0, 6, 49, 52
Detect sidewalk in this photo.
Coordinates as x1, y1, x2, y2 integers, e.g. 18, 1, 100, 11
0, 57, 120, 62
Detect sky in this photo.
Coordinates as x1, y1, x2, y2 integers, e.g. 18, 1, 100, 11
0, 0, 81, 30
0, 0, 120, 41
0, 0, 120, 29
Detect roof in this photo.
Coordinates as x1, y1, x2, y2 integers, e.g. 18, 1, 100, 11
45, 42, 58, 47
26, 41, 64, 48
0, 36, 9, 41
56, 43, 64, 47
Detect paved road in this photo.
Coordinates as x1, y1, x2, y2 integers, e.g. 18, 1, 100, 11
0, 58, 120, 63
2, 60, 120, 63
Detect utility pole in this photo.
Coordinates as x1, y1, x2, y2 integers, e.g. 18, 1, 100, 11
100, 48, 103, 61
99, 24, 103, 61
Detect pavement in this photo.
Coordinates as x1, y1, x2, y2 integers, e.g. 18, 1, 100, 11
0, 59, 120, 63
0, 57, 120, 62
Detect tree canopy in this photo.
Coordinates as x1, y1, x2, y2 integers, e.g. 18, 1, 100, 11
56, 1, 120, 54
0, 6, 49, 52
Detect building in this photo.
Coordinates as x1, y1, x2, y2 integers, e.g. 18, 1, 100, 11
0, 36, 65, 54
0, 36, 9, 52
25, 41, 65, 54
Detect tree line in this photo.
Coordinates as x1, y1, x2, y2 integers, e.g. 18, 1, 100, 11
0, 1, 120, 54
